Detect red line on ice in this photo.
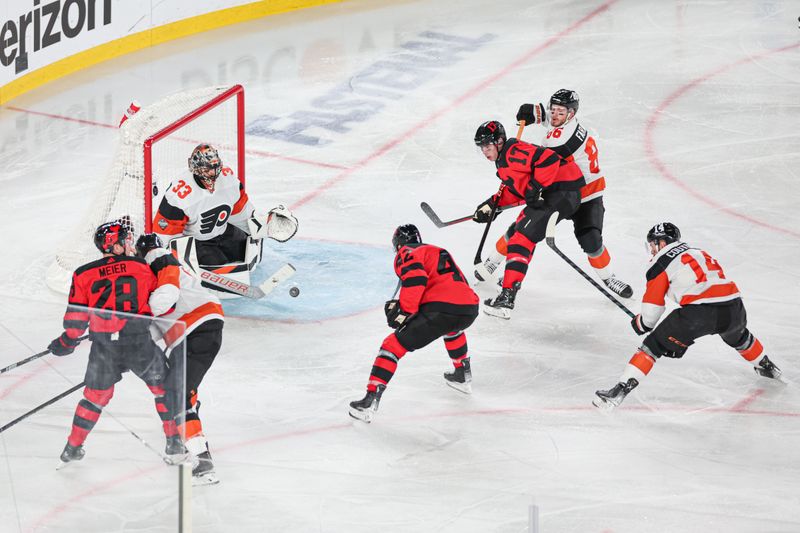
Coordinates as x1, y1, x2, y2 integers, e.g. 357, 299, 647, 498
644, 42, 800, 238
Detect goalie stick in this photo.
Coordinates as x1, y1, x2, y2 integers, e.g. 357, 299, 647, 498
544, 212, 635, 319
0, 335, 89, 374
198, 263, 296, 299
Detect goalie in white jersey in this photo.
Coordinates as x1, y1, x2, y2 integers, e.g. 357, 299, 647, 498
153, 144, 298, 267
592, 222, 783, 410
475, 90, 632, 299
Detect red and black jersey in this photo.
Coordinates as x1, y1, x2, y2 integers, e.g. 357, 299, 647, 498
394, 243, 479, 315
63, 255, 157, 341
492, 139, 585, 207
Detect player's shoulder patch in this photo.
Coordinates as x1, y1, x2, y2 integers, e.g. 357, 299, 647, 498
646, 242, 689, 280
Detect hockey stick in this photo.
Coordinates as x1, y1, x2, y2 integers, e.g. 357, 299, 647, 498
198, 263, 296, 299
474, 185, 506, 265
544, 212, 635, 319
0, 381, 84, 434
516, 120, 526, 140
0, 335, 89, 375
420, 202, 513, 229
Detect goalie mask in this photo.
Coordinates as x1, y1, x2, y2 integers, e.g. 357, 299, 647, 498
189, 144, 222, 185
94, 221, 131, 254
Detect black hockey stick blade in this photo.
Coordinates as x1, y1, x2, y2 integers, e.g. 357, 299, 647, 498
544, 212, 635, 319
420, 202, 473, 228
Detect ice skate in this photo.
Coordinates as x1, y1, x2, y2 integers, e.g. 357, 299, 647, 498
482, 282, 520, 320
603, 276, 633, 299
56, 443, 85, 470
192, 450, 219, 486
164, 435, 187, 465
444, 358, 472, 394
348, 385, 386, 423
592, 378, 639, 410
754, 356, 782, 380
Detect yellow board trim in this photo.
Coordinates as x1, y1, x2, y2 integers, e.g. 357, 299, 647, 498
0, 0, 343, 105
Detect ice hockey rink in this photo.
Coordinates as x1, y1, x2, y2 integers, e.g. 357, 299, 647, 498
1, 0, 799, 531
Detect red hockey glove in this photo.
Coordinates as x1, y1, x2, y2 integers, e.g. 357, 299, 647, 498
48, 332, 81, 357
630, 314, 653, 336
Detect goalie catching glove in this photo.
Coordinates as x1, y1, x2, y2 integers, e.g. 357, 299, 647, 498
48, 332, 81, 357
248, 205, 298, 242
384, 299, 411, 329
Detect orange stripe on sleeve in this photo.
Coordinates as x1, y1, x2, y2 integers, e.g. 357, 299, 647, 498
642, 270, 669, 306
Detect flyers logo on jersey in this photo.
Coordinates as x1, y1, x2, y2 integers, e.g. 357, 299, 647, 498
199, 205, 231, 234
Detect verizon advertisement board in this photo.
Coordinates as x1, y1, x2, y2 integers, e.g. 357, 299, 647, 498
0, 0, 278, 88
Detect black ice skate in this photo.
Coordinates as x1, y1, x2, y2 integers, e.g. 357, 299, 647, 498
754, 356, 782, 380
444, 358, 472, 394
482, 282, 521, 320
592, 378, 639, 410
164, 435, 187, 465
192, 449, 219, 486
603, 276, 633, 299
348, 385, 386, 423
56, 443, 85, 470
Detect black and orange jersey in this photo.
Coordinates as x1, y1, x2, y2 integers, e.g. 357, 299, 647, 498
63, 255, 157, 340
492, 138, 585, 207
394, 243, 479, 315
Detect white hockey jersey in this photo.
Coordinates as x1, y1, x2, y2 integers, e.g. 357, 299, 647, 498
153, 167, 254, 241
145, 247, 224, 351
640, 241, 741, 328
540, 118, 605, 203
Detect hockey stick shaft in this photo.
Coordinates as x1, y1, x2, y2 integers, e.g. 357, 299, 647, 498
0, 381, 85, 434
544, 213, 635, 319
0, 335, 89, 375
474, 185, 506, 265
516, 120, 526, 139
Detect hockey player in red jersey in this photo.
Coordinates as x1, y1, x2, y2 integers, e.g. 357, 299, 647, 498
473, 120, 585, 319
593, 222, 783, 410
153, 143, 298, 267
136, 233, 225, 485
48, 221, 180, 467
494, 89, 633, 299
349, 225, 480, 423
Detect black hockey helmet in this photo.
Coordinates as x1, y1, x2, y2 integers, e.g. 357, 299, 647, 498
94, 221, 131, 254
188, 144, 222, 180
392, 224, 422, 251
135, 233, 164, 258
474, 120, 506, 146
550, 89, 579, 114
647, 222, 681, 245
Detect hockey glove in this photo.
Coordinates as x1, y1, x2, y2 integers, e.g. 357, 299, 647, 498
384, 299, 411, 329
48, 332, 81, 357
630, 314, 653, 336
516, 103, 546, 126
524, 184, 545, 208
473, 198, 498, 223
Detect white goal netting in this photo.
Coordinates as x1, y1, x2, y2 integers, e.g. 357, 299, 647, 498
47, 85, 244, 293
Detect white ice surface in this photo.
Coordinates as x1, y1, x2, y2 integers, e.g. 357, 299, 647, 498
1, 1, 798, 531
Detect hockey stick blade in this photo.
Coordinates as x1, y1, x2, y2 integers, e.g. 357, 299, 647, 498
420, 202, 472, 228
199, 270, 265, 299
259, 263, 297, 296
544, 212, 635, 319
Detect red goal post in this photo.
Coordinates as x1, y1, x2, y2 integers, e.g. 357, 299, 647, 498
47, 85, 246, 294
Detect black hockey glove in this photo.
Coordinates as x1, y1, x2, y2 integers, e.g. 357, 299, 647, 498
516, 103, 546, 126
524, 184, 545, 208
630, 314, 653, 336
384, 299, 411, 329
473, 198, 498, 223
48, 332, 81, 357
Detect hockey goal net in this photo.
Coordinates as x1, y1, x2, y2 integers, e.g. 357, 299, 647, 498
47, 85, 245, 293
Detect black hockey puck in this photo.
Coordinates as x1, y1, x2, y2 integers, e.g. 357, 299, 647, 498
289, 286, 300, 297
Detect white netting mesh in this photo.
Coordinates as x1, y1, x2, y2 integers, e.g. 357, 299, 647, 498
47, 86, 242, 293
